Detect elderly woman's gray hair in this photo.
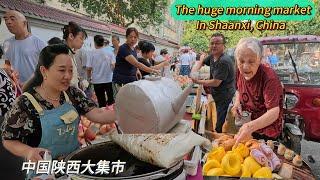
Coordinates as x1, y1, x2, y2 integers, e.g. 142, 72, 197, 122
234, 37, 263, 59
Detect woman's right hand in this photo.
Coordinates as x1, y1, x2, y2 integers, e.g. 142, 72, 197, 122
152, 69, 161, 75
231, 104, 241, 118
25, 147, 50, 162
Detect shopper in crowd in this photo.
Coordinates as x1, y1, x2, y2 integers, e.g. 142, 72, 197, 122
111, 35, 120, 55
191, 33, 236, 133
3, 10, 46, 85
87, 35, 115, 107
189, 47, 197, 62
62, 21, 87, 88
1, 43, 23, 179
170, 51, 179, 72
0, 45, 15, 119
155, 49, 170, 64
179, 48, 193, 76
47, 37, 63, 45
103, 39, 116, 61
112, 27, 160, 94
137, 41, 169, 77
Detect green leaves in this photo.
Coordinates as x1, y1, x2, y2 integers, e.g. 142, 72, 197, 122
59, 0, 167, 28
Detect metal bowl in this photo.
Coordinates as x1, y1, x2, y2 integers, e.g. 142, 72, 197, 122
64, 141, 184, 179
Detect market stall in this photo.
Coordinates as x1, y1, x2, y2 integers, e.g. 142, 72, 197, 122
202, 132, 316, 179
63, 76, 209, 180
70, 72, 316, 180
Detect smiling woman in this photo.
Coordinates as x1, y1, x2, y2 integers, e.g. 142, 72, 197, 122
232, 37, 284, 144
1, 44, 116, 179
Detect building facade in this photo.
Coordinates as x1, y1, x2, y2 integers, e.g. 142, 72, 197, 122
0, 0, 182, 55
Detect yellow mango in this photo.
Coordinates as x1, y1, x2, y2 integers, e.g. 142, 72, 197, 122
243, 156, 261, 175
227, 151, 244, 163
241, 164, 251, 178
232, 143, 249, 158
203, 159, 221, 175
221, 153, 241, 176
253, 167, 272, 178
207, 146, 225, 163
207, 168, 224, 176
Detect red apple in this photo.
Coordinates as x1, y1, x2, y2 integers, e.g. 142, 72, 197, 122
78, 137, 86, 145
84, 128, 96, 141
82, 119, 91, 128
99, 125, 108, 135
78, 131, 84, 138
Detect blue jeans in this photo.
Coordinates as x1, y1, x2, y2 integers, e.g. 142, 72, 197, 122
216, 100, 232, 133
180, 65, 190, 76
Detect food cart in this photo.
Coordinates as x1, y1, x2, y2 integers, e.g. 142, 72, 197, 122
60, 76, 207, 180
72, 74, 316, 180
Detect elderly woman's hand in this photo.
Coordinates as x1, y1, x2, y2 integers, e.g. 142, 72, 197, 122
231, 104, 241, 118
234, 122, 254, 146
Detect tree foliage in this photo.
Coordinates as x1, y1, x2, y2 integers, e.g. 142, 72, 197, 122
183, 1, 320, 52
59, 0, 168, 28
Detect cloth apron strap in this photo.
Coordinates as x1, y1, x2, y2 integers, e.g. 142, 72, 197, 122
23, 91, 71, 114
63, 91, 71, 103
23, 92, 44, 115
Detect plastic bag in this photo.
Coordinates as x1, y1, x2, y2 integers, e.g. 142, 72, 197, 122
109, 130, 211, 168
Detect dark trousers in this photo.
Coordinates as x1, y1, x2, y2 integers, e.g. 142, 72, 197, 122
0, 117, 25, 179
93, 82, 114, 107
215, 100, 232, 133
170, 64, 176, 71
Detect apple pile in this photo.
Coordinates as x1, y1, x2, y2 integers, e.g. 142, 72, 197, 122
173, 75, 192, 89
78, 116, 116, 144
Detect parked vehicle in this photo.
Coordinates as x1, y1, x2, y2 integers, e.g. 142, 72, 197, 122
260, 35, 320, 153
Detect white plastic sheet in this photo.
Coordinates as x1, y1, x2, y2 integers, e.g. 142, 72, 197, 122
115, 77, 187, 133
109, 130, 211, 168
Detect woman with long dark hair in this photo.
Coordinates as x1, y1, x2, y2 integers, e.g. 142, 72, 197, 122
62, 21, 87, 88
112, 28, 160, 94
2, 44, 115, 179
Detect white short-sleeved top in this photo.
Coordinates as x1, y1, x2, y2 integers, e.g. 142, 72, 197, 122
3, 35, 46, 83
86, 48, 114, 84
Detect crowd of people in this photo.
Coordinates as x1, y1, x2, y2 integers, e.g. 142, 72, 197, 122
0, 9, 287, 179
0, 10, 200, 179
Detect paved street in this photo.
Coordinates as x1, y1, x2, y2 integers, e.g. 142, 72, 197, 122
301, 140, 320, 179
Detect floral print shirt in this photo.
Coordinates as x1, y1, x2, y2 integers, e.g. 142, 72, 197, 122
0, 69, 15, 116
1, 86, 96, 147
